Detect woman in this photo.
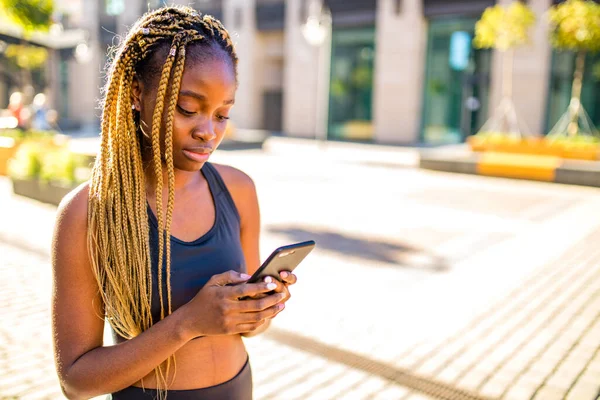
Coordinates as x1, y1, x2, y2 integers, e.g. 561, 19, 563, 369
51, 6, 295, 399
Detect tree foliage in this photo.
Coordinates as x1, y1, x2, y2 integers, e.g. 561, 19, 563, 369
549, 0, 600, 53
474, 2, 536, 51
5, 44, 48, 70
0, 0, 54, 32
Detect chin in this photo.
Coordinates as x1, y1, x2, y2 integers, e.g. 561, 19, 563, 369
176, 160, 208, 172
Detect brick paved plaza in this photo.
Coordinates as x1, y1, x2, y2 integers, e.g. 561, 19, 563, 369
1, 147, 599, 399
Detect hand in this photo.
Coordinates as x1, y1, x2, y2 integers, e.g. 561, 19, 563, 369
179, 270, 286, 338
252, 270, 297, 302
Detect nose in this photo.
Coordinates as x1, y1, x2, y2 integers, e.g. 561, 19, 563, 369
191, 119, 217, 142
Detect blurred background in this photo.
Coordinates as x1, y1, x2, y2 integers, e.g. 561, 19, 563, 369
1, 0, 600, 399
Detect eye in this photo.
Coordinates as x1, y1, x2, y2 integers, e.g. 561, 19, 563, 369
177, 105, 195, 116
216, 115, 230, 122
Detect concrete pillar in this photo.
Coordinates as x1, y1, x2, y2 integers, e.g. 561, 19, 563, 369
66, 0, 102, 130
489, 0, 552, 135
117, 0, 144, 36
224, 0, 261, 129
282, 0, 328, 138
373, 0, 427, 144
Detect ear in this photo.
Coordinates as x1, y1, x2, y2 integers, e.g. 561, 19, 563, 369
131, 75, 143, 111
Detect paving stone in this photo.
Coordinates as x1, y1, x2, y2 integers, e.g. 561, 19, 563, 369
565, 380, 600, 400
532, 384, 568, 400
502, 381, 539, 400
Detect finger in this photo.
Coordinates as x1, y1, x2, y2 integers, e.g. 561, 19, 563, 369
229, 280, 278, 300
236, 302, 285, 323
279, 271, 297, 285
236, 320, 266, 334
209, 270, 251, 287
263, 276, 286, 293
236, 292, 286, 312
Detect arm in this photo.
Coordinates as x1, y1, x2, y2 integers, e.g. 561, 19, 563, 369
52, 184, 277, 399
51, 185, 195, 399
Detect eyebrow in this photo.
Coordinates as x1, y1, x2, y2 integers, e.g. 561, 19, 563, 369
179, 90, 235, 105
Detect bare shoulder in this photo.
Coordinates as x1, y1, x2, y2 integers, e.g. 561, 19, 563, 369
211, 163, 259, 226
55, 181, 90, 230
52, 181, 91, 272
211, 163, 256, 196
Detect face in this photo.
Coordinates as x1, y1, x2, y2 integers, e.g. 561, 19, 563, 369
132, 54, 236, 171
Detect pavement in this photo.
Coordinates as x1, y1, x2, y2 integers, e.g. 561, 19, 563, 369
1, 144, 600, 399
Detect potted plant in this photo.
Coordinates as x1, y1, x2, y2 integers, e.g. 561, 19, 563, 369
38, 147, 90, 204
7, 135, 91, 205
7, 140, 44, 199
469, 1, 537, 153
545, 0, 600, 159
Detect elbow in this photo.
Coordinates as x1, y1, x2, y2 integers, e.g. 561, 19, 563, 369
60, 383, 86, 400
60, 371, 105, 400
60, 381, 94, 400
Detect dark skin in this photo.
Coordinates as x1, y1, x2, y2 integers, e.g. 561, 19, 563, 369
51, 50, 296, 399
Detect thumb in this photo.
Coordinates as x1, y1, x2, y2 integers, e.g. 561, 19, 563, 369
210, 270, 251, 286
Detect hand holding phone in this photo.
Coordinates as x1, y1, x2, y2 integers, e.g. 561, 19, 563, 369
239, 240, 315, 300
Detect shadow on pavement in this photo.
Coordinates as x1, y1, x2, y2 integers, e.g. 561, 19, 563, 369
266, 226, 450, 272
0, 232, 50, 260
263, 327, 490, 400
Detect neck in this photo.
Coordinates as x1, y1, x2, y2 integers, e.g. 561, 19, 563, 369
144, 163, 204, 199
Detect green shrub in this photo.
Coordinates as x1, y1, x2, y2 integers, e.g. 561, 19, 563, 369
39, 148, 90, 186
0, 129, 26, 140
7, 135, 91, 185
7, 141, 44, 180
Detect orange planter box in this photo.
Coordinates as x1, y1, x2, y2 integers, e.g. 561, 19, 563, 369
468, 136, 600, 161
0, 137, 18, 176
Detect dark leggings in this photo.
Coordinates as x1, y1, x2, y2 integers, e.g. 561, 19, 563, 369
111, 358, 252, 400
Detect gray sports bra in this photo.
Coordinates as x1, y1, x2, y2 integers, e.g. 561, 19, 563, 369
146, 162, 246, 323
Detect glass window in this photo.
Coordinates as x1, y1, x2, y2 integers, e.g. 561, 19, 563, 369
421, 18, 491, 145
327, 28, 375, 142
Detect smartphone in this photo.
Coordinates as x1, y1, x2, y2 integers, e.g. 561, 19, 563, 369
247, 240, 316, 284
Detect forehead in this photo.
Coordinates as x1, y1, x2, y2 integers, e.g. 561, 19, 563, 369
179, 56, 236, 98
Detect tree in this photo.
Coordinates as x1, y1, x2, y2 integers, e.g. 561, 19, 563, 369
548, 0, 600, 137
0, 0, 54, 98
473, 2, 536, 137
0, 0, 54, 32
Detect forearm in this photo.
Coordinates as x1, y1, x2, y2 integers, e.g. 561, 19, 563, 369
242, 319, 271, 338
61, 308, 193, 399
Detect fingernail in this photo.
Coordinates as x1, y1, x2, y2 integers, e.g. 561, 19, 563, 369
278, 303, 285, 310
241, 273, 251, 279
264, 276, 273, 283
267, 283, 277, 291
280, 271, 289, 278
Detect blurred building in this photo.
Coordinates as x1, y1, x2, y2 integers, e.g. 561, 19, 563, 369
0, 2, 87, 130
6, 0, 596, 144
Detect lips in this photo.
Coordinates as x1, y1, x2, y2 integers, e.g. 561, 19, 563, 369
183, 148, 212, 163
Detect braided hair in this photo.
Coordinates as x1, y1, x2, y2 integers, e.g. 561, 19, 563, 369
87, 5, 238, 395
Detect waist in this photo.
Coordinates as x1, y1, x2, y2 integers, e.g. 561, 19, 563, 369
121, 335, 248, 390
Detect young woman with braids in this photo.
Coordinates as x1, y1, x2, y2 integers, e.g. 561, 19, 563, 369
51, 6, 295, 399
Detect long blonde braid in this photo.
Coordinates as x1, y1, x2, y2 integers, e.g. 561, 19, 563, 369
87, 5, 238, 396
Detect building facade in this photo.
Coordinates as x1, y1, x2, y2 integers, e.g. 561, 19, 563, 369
10, 0, 596, 144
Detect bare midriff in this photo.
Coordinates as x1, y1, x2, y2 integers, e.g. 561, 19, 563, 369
117, 335, 248, 389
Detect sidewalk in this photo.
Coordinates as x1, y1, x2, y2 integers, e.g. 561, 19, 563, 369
1, 147, 600, 399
